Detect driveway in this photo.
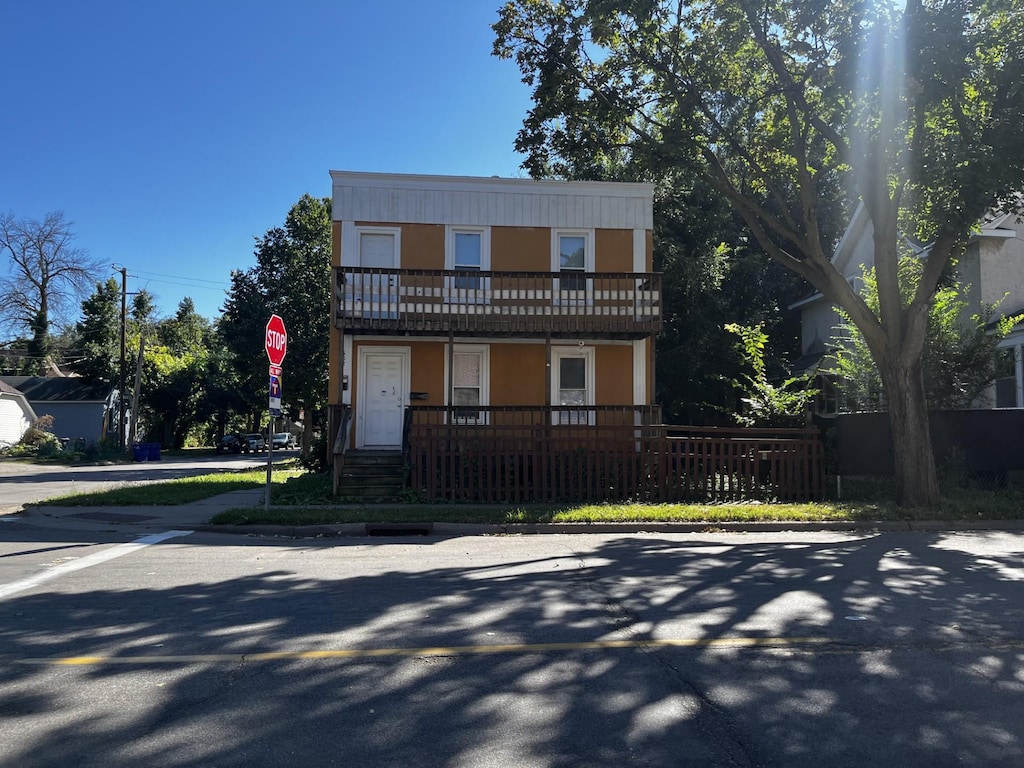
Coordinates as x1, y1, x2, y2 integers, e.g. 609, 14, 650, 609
0, 453, 276, 512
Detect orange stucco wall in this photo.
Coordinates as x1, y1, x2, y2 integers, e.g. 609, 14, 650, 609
400, 224, 444, 270
490, 344, 548, 404
345, 340, 635, 411
595, 229, 633, 272
341, 223, 640, 273
595, 345, 633, 404
492, 227, 549, 271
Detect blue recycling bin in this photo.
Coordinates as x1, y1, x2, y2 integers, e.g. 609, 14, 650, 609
132, 443, 147, 462
147, 443, 161, 461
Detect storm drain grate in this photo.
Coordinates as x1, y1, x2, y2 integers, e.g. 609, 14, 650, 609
365, 522, 433, 537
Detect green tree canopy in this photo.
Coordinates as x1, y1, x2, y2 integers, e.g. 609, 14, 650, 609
831, 257, 1019, 410
72, 278, 121, 383
219, 194, 332, 448
494, 0, 1024, 505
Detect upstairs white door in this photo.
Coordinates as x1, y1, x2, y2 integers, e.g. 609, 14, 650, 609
359, 231, 398, 319
359, 349, 407, 448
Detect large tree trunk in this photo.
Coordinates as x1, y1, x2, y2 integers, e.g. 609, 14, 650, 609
878, 354, 940, 507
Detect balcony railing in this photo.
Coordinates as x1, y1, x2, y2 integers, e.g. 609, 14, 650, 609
334, 267, 661, 337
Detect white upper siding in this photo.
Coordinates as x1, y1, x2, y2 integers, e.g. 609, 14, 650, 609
330, 171, 654, 230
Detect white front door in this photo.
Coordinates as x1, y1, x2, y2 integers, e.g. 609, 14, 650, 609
359, 350, 407, 448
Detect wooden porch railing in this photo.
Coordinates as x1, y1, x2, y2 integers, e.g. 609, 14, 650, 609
407, 404, 662, 428
333, 267, 661, 337
328, 404, 352, 494
406, 416, 824, 503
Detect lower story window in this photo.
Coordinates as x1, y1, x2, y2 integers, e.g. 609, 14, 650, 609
449, 345, 489, 423
553, 347, 594, 425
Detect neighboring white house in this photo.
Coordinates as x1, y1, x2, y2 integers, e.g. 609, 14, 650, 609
0, 379, 37, 447
792, 203, 1024, 412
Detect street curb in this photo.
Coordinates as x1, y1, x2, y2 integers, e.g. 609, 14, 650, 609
193, 518, 1024, 539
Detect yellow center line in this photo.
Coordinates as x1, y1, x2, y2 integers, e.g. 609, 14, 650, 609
21, 636, 833, 666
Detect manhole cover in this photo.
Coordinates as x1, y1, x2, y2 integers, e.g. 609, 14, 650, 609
69, 512, 159, 523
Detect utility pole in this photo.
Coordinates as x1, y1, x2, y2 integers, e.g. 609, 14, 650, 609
115, 265, 127, 449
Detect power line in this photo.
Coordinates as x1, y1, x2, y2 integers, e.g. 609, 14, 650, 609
131, 269, 228, 286
129, 270, 231, 290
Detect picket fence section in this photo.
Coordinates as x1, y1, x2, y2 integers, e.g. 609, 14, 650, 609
405, 417, 824, 503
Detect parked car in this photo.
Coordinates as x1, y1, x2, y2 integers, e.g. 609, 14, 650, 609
244, 433, 266, 452
215, 434, 245, 454
271, 432, 295, 449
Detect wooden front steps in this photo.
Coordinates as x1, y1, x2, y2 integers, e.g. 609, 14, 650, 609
335, 450, 405, 500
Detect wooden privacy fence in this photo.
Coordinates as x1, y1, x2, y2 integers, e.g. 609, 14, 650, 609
406, 418, 825, 503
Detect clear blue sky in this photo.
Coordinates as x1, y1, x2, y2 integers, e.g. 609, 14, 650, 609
1, 1, 531, 324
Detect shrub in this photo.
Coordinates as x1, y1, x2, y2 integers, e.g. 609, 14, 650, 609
299, 434, 328, 473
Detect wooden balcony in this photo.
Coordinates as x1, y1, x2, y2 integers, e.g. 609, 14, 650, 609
333, 267, 661, 338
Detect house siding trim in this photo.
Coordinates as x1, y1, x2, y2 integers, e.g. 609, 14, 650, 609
331, 171, 654, 230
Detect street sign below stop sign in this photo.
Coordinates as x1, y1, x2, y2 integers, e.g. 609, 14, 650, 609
265, 314, 287, 366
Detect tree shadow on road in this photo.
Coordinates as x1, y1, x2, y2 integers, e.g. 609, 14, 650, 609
0, 531, 1022, 767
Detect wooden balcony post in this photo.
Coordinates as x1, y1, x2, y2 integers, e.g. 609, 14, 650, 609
448, 328, 455, 422
545, 331, 551, 408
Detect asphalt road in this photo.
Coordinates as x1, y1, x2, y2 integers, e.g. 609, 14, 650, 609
0, 453, 278, 511
0, 526, 1021, 767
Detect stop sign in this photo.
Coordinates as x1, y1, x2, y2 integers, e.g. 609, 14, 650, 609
265, 314, 287, 366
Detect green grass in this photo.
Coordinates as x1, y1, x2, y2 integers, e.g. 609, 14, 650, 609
38, 466, 304, 506
35, 463, 1024, 524
209, 500, 882, 527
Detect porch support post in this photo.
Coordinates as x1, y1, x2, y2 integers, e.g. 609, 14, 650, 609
332, 325, 345, 496
545, 332, 552, 407
649, 337, 657, 421
448, 328, 455, 421
342, 329, 350, 403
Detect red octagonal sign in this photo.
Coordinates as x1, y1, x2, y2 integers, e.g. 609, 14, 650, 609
265, 314, 287, 366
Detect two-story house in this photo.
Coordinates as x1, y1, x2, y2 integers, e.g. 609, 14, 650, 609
792, 203, 1024, 412
327, 171, 660, 501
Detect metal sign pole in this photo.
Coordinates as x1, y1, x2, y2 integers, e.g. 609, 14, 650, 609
265, 413, 273, 511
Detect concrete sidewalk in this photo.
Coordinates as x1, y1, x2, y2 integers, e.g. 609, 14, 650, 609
11, 489, 267, 534
8, 490, 1024, 538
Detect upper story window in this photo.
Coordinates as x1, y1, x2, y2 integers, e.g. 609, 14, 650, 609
446, 226, 490, 291
552, 230, 593, 292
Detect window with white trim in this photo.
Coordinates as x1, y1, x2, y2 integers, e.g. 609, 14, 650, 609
552, 230, 593, 296
556, 232, 588, 291
447, 344, 490, 423
446, 226, 490, 294
552, 346, 595, 424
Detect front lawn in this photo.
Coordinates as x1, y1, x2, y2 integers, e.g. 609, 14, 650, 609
33, 464, 1024, 524
37, 466, 304, 506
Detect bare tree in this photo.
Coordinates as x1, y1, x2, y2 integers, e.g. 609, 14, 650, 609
0, 211, 102, 370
